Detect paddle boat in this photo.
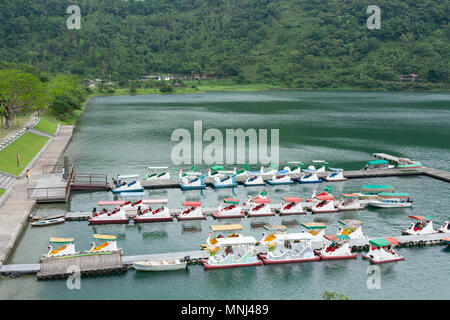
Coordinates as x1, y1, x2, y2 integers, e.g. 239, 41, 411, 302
207, 167, 225, 179
296, 170, 322, 184
180, 166, 203, 177
45, 238, 78, 258
259, 232, 320, 264
301, 222, 327, 242
337, 220, 365, 239
87, 234, 120, 253
311, 160, 328, 173
246, 197, 274, 217
212, 174, 237, 188
133, 258, 188, 271
267, 173, 294, 185
402, 215, 437, 235
325, 168, 347, 182
338, 193, 363, 211
244, 174, 265, 186
262, 225, 287, 233
279, 197, 305, 215
311, 193, 339, 214
368, 192, 413, 208
397, 158, 423, 171
31, 217, 65, 227
260, 164, 279, 176
111, 174, 144, 194
232, 164, 250, 179
243, 189, 268, 206
133, 199, 173, 222
358, 184, 395, 199
213, 198, 244, 219
145, 166, 170, 181
201, 236, 262, 269
437, 221, 450, 233
283, 162, 304, 174
363, 237, 404, 264
88, 206, 130, 224
177, 201, 206, 220
314, 234, 357, 260
362, 159, 395, 170
202, 224, 243, 250
179, 174, 206, 190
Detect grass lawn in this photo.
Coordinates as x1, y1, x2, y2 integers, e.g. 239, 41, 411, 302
33, 118, 58, 135
0, 189, 5, 197
0, 132, 49, 176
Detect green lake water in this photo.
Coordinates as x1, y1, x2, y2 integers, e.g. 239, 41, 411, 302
1, 91, 449, 299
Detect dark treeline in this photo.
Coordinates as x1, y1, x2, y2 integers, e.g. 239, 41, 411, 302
0, 0, 448, 88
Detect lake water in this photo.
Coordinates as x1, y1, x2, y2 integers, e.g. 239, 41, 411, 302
1, 91, 449, 300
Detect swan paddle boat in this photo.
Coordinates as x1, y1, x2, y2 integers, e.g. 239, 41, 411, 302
145, 166, 170, 181
207, 167, 225, 179
213, 174, 237, 188
111, 174, 144, 194
296, 170, 322, 184
243, 173, 265, 186
362, 159, 395, 170
246, 197, 274, 217
363, 237, 404, 264
201, 236, 262, 269
279, 197, 305, 215
213, 198, 244, 219
133, 199, 173, 222
315, 234, 357, 260
180, 166, 203, 177
202, 224, 243, 250
89, 206, 130, 224
358, 184, 395, 199
260, 164, 279, 176
368, 192, 413, 208
283, 162, 304, 174
133, 258, 188, 271
87, 234, 120, 253
267, 173, 294, 185
259, 232, 320, 264
311, 160, 328, 173
177, 201, 206, 221
301, 222, 327, 242
402, 215, 437, 235
180, 174, 206, 190
325, 168, 347, 182
45, 238, 78, 258
337, 220, 365, 239
311, 193, 339, 214
438, 221, 450, 233
338, 193, 363, 211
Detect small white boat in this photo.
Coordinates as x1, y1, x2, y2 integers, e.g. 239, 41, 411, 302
325, 168, 347, 182
363, 237, 404, 264
246, 197, 274, 217
437, 221, 450, 233
314, 234, 357, 260
212, 174, 237, 188
337, 219, 365, 239
45, 238, 78, 258
279, 197, 305, 215
267, 173, 294, 185
133, 259, 187, 271
145, 166, 170, 181
177, 201, 206, 221
111, 175, 144, 194
213, 198, 244, 219
402, 215, 437, 235
338, 193, 363, 211
133, 199, 173, 222
296, 171, 322, 184
311, 193, 339, 214
244, 174, 265, 186
87, 234, 120, 253
368, 192, 413, 208
179, 174, 206, 190
31, 217, 65, 227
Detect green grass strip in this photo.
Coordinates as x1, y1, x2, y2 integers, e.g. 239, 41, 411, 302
0, 132, 49, 176
33, 118, 58, 135
55, 252, 113, 260
0, 189, 5, 197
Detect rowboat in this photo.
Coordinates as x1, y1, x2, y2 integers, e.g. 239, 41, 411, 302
278, 197, 305, 215
338, 193, 363, 211
311, 193, 339, 214
87, 234, 120, 253
133, 199, 173, 222
325, 168, 347, 182
301, 222, 327, 242
111, 174, 144, 193
267, 173, 294, 185
145, 166, 170, 181
402, 215, 437, 235
259, 232, 320, 264
177, 201, 206, 221
362, 159, 395, 170
133, 259, 187, 271
202, 236, 263, 269
362, 237, 404, 264
213, 198, 244, 219
337, 219, 365, 239
31, 217, 65, 227
45, 237, 78, 258
314, 234, 357, 260
246, 197, 274, 217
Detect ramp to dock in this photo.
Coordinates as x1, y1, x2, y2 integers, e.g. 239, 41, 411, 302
36, 251, 126, 280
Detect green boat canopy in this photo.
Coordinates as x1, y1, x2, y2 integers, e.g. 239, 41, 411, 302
369, 237, 399, 247
361, 184, 394, 192
210, 165, 224, 171
378, 192, 410, 197
366, 159, 389, 165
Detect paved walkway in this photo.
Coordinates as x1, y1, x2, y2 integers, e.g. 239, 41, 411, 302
0, 126, 73, 265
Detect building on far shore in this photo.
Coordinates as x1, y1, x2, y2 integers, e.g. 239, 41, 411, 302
399, 73, 419, 82
140, 74, 174, 82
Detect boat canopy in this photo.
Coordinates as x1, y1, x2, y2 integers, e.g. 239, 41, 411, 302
329, 168, 343, 171
301, 222, 326, 229
148, 166, 169, 169
339, 219, 362, 226
98, 200, 126, 206
216, 236, 257, 246
223, 198, 240, 204
210, 224, 243, 232
341, 193, 359, 199
408, 215, 432, 221
182, 201, 201, 207
366, 159, 389, 165
369, 237, 399, 247
361, 184, 394, 192
49, 237, 74, 243
263, 225, 287, 232
282, 196, 302, 202
94, 234, 117, 241
274, 232, 313, 241
252, 197, 271, 204
315, 193, 335, 201
142, 199, 168, 204
378, 192, 410, 198
324, 234, 350, 241
210, 165, 224, 171
117, 174, 139, 179
312, 160, 327, 163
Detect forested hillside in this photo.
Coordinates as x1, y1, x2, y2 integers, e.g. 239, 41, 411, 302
0, 0, 448, 88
